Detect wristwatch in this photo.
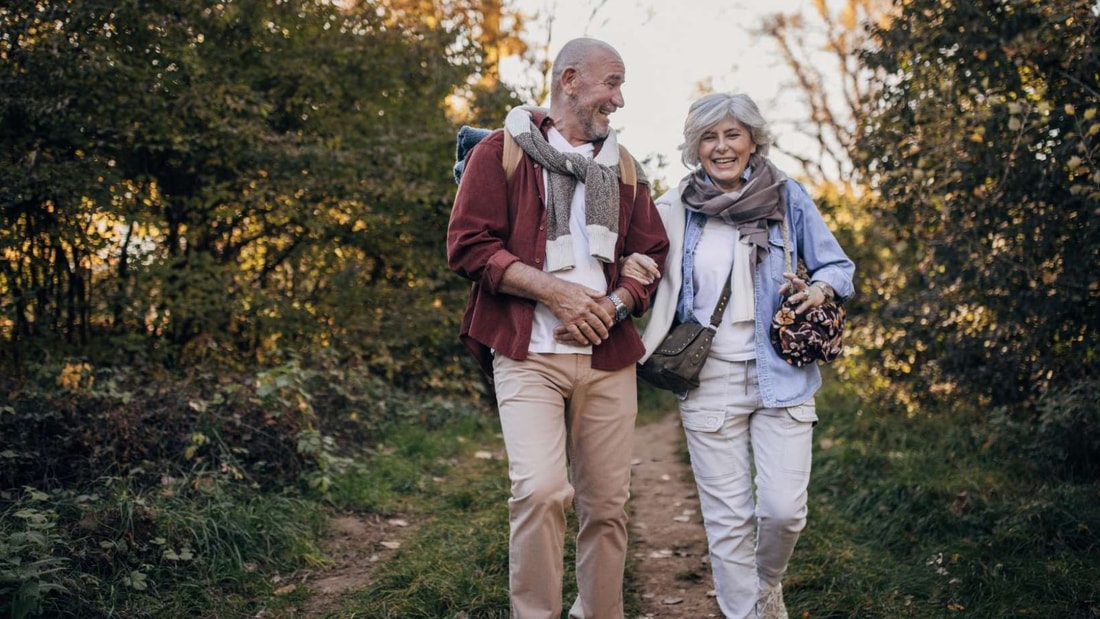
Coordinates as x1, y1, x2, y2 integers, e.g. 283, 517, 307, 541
607, 292, 629, 324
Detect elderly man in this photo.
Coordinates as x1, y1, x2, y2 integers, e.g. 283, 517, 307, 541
447, 37, 668, 619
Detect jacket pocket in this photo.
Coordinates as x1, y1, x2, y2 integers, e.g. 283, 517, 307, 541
767, 237, 789, 284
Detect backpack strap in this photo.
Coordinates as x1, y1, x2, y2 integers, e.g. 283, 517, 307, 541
617, 145, 637, 203
503, 129, 524, 181
504, 130, 639, 203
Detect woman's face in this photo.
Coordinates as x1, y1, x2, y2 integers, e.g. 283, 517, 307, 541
698, 117, 757, 193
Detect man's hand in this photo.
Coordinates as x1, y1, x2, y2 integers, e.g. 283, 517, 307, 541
551, 293, 617, 346
546, 281, 614, 345
498, 261, 618, 346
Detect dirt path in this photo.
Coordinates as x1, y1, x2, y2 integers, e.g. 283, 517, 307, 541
294, 513, 414, 617
629, 411, 721, 619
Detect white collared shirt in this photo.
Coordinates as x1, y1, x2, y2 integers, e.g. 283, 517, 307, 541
528, 128, 608, 354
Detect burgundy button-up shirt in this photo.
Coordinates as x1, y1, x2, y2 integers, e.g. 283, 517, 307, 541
447, 112, 669, 376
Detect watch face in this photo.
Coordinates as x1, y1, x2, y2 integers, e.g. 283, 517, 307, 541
616, 303, 629, 322
609, 293, 628, 322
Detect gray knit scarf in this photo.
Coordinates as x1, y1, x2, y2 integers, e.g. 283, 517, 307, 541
679, 154, 788, 267
504, 106, 621, 273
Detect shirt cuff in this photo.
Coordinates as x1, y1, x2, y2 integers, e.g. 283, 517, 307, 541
484, 249, 523, 295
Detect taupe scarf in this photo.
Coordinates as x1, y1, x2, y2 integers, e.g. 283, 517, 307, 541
680, 154, 788, 266
504, 106, 621, 272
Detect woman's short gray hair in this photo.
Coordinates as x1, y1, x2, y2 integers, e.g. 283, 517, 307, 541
680, 93, 773, 168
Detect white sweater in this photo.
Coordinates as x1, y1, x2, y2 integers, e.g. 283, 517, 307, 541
638, 187, 686, 363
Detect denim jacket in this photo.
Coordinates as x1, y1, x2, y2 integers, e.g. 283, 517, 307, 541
641, 178, 855, 408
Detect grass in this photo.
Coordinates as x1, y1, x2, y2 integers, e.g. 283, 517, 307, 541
322, 373, 1100, 618
0, 477, 328, 619
7, 367, 1095, 618
321, 411, 514, 617
323, 403, 624, 618
319, 382, 684, 618
783, 373, 1100, 618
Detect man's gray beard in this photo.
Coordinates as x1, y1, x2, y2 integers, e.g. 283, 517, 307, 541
568, 94, 609, 142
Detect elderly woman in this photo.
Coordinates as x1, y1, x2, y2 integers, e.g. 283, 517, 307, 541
627, 93, 855, 618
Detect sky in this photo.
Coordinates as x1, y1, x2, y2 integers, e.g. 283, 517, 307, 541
499, 0, 830, 188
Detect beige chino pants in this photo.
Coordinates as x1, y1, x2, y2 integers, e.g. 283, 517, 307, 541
492, 352, 637, 619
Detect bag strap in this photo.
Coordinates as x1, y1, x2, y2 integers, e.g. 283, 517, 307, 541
703, 213, 737, 331
707, 276, 733, 330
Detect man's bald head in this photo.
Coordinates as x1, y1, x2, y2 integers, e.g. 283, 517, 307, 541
547, 38, 626, 144
550, 38, 623, 99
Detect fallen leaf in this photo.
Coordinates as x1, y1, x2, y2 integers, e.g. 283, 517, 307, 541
950, 491, 972, 516
661, 597, 684, 605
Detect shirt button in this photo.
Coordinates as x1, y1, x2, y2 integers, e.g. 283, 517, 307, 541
538, 225, 544, 230
535, 258, 542, 264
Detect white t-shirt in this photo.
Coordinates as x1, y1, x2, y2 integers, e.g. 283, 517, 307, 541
693, 217, 756, 361
528, 129, 608, 354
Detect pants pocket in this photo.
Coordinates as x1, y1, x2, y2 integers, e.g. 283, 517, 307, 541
680, 409, 724, 433
679, 409, 745, 481
785, 401, 818, 424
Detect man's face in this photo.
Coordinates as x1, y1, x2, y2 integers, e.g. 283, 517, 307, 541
564, 49, 626, 143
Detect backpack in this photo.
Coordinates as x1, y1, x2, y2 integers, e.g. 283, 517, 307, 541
453, 125, 638, 202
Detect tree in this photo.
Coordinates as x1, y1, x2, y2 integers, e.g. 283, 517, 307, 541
856, 0, 1099, 472
755, 1, 900, 407
760, 0, 891, 191
0, 0, 511, 390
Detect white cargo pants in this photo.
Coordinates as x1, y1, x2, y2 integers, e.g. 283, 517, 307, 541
678, 359, 817, 619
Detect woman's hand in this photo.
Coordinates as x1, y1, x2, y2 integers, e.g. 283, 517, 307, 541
620, 253, 660, 286
779, 272, 831, 314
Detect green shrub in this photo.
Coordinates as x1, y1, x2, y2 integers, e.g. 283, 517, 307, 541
1031, 378, 1100, 480
0, 490, 69, 619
